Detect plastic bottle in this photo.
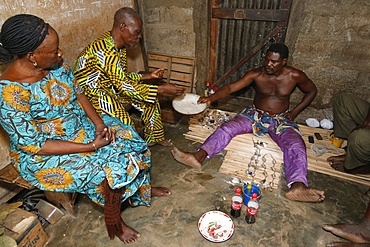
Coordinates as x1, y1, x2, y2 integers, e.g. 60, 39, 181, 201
204, 80, 210, 96
230, 188, 243, 218
245, 193, 259, 224
208, 85, 219, 107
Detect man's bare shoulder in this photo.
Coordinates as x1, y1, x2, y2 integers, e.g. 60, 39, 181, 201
244, 67, 264, 78
284, 66, 307, 77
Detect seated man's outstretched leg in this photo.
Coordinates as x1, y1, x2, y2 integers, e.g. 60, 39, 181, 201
323, 200, 370, 244
103, 179, 141, 244
270, 128, 325, 202
171, 115, 253, 169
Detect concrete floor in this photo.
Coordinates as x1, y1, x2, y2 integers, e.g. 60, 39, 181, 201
43, 113, 369, 247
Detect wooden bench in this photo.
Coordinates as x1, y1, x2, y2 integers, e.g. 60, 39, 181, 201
0, 127, 77, 216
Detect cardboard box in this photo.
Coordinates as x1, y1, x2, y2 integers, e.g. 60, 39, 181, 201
2, 208, 48, 247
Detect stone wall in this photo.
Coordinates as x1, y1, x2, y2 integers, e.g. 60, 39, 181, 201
0, 0, 144, 72
139, 0, 209, 93
286, 0, 370, 108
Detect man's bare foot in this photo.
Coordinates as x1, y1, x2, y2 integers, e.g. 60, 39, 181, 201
328, 155, 346, 163
106, 217, 141, 244
171, 146, 202, 169
328, 157, 370, 174
326, 242, 370, 247
328, 155, 346, 172
286, 183, 325, 202
323, 223, 370, 244
152, 187, 171, 197
148, 139, 173, 147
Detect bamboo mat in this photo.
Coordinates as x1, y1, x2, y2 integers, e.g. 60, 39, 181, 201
184, 110, 370, 189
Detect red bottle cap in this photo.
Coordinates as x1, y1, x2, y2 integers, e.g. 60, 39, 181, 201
235, 188, 241, 195
251, 193, 258, 200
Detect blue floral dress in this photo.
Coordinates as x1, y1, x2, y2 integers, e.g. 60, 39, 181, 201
0, 63, 152, 207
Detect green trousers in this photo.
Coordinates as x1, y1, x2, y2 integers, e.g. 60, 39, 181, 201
333, 94, 370, 170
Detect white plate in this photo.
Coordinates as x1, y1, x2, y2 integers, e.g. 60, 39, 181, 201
172, 93, 207, 115
198, 210, 234, 243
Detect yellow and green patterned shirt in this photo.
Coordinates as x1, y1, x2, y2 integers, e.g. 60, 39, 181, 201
73, 31, 158, 125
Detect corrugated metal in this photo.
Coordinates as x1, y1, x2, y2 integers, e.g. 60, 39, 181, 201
214, 0, 288, 97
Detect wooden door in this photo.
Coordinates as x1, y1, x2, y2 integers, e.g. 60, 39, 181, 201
209, 0, 292, 97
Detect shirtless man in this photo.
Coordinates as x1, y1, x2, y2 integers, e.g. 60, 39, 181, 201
172, 43, 325, 203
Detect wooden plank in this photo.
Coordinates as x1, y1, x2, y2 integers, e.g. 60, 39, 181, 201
148, 53, 195, 91
168, 80, 192, 88
212, 8, 289, 21
0, 126, 10, 171
0, 163, 22, 183
148, 60, 169, 68
172, 63, 194, 73
148, 53, 170, 61
170, 71, 192, 82
0, 181, 23, 204
209, 0, 219, 83
171, 57, 194, 65
0, 164, 34, 190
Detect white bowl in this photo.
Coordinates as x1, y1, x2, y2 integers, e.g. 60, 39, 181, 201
172, 93, 207, 115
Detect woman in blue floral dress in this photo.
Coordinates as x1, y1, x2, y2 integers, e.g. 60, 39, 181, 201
0, 14, 170, 244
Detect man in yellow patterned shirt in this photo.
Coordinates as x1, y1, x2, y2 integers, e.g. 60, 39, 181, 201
74, 7, 184, 146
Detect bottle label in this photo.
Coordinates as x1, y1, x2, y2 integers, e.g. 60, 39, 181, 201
247, 207, 258, 216
231, 201, 242, 210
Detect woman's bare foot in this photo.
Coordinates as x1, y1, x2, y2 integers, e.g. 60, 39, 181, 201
323, 223, 370, 244
148, 139, 173, 147
152, 187, 171, 197
118, 219, 141, 244
286, 183, 325, 202
106, 216, 141, 244
171, 147, 202, 169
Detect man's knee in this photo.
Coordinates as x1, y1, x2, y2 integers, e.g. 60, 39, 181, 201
347, 129, 370, 150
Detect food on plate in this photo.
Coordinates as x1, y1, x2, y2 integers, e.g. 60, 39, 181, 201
207, 221, 228, 239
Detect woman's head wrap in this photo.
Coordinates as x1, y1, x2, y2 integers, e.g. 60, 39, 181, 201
0, 14, 49, 64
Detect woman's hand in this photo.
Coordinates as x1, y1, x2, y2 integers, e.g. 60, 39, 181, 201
95, 123, 109, 136
93, 124, 116, 150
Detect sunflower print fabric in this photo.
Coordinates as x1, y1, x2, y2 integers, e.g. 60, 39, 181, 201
0, 62, 152, 207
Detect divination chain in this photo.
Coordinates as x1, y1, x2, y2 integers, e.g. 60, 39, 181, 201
245, 138, 278, 191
